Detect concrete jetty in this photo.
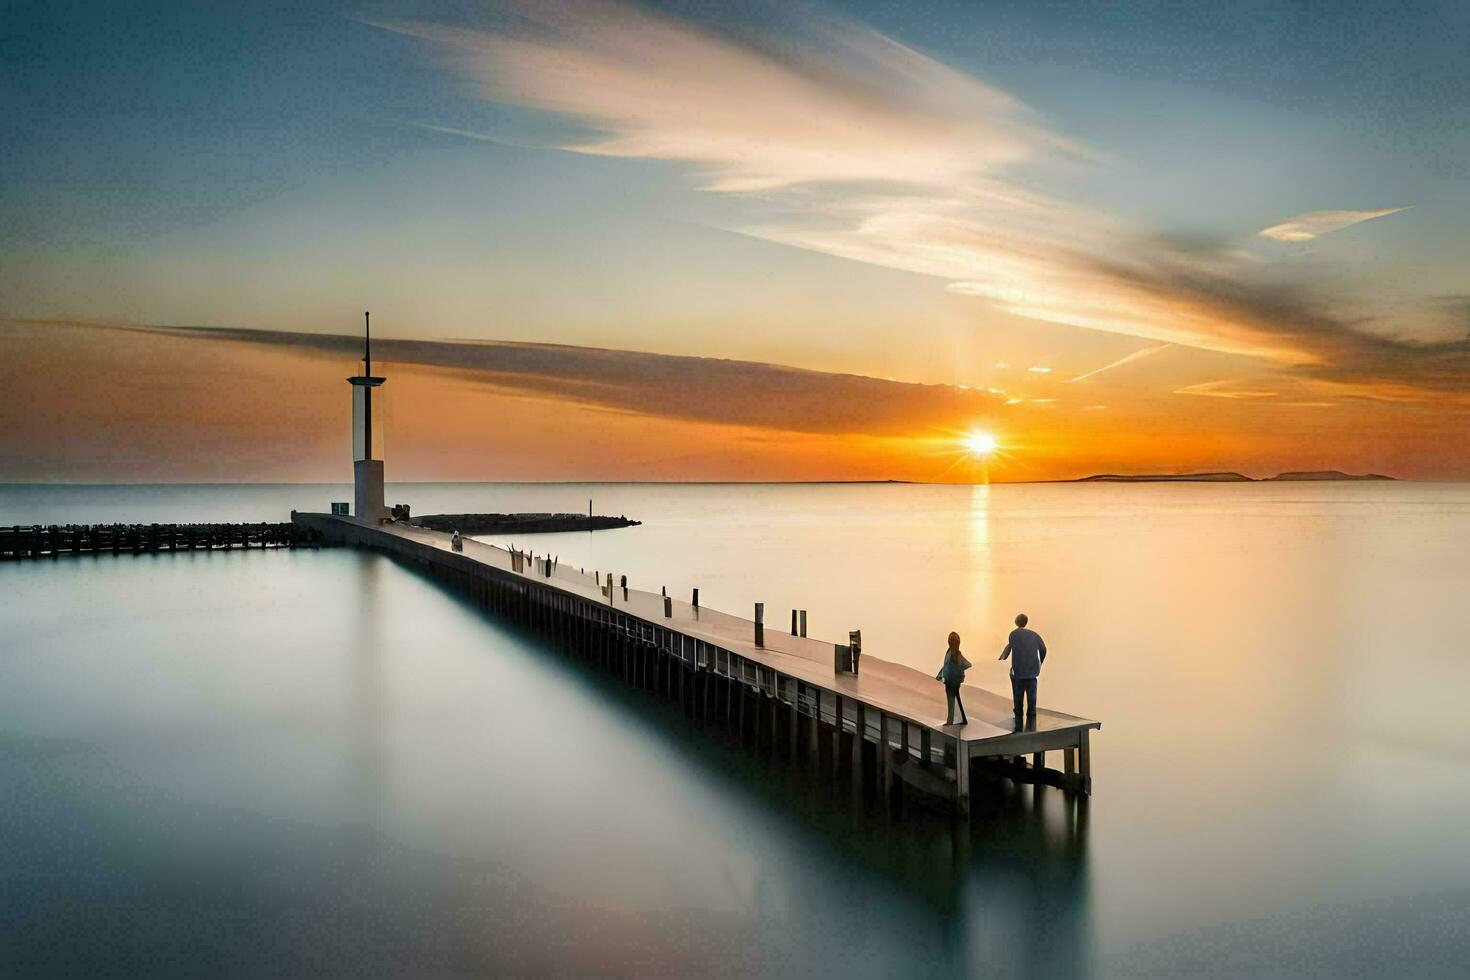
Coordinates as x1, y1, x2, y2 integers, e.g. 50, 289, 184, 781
294, 511, 1100, 814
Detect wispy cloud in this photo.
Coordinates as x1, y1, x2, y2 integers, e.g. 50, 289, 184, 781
1174, 380, 1278, 399
379, 2, 1071, 193
383, 2, 1467, 392
1258, 208, 1409, 242
1063, 344, 1170, 383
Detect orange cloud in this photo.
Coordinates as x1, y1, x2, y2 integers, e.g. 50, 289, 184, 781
5, 319, 1468, 484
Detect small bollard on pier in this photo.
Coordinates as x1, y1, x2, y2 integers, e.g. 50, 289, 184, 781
692, 587, 699, 608
834, 630, 861, 675
799, 610, 807, 637
663, 595, 673, 618
754, 602, 765, 647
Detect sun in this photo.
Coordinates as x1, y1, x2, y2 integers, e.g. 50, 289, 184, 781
963, 431, 1000, 456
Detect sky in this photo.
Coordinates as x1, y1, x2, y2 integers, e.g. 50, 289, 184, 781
3, 0, 1469, 482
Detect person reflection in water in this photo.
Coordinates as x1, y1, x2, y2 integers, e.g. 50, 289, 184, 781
936, 631, 971, 726
1000, 613, 1047, 728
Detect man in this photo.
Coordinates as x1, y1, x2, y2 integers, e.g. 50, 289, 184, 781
1000, 613, 1047, 723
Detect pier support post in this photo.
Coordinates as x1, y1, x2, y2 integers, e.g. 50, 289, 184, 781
770, 692, 780, 754
737, 681, 746, 741
1078, 729, 1092, 796
851, 701, 865, 798
809, 710, 820, 767
879, 712, 893, 814
831, 695, 844, 779
956, 740, 971, 818
786, 698, 798, 761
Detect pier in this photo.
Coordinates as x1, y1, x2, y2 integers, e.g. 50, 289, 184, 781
296, 314, 1099, 817
1, 522, 323, 560
293, 510, 1100, 815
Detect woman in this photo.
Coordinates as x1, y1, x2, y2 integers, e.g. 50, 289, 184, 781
936, 631, 972, 726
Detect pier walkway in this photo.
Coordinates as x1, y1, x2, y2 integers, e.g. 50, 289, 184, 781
294, 512, 1100, 813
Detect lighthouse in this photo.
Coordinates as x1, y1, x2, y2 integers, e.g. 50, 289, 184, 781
348, 311, 388, 523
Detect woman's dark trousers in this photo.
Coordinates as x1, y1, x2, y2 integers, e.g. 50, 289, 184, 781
945, 683, 967, 724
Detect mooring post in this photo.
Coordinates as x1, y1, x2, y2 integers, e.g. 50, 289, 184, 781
791, 609, 798, 636
663, 595, 672, 618
692, 587, 699, 609
799, 610, 807, 637
621, 574, 628, 600
754, 603, 764, 647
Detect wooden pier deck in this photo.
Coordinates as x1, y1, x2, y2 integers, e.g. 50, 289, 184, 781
294, 512, 1100, 813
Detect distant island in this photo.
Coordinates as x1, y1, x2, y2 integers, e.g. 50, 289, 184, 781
1074, 470, 1395, 483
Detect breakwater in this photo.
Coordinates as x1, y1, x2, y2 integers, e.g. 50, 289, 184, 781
407, 512, 640, 534
0, 523, 324, 560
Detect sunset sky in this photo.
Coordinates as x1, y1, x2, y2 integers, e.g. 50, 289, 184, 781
4, 1, 1469, 482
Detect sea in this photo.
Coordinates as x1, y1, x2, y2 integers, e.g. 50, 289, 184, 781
2, 481, 1468, 977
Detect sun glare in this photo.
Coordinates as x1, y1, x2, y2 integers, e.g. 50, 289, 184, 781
963, 431, 1000, 456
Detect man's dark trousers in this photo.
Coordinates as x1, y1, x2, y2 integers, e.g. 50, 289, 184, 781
1010, 676, 1037, 718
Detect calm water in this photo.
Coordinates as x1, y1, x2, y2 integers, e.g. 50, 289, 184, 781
2, 482, 1468, 977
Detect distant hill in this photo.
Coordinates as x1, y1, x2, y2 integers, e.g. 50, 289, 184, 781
1073, 470, 1395, 483
1076, 472, 1253, 483
1267, 471, 1395, 481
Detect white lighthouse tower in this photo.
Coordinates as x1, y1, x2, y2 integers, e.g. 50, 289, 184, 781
348, 311, 388, 523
